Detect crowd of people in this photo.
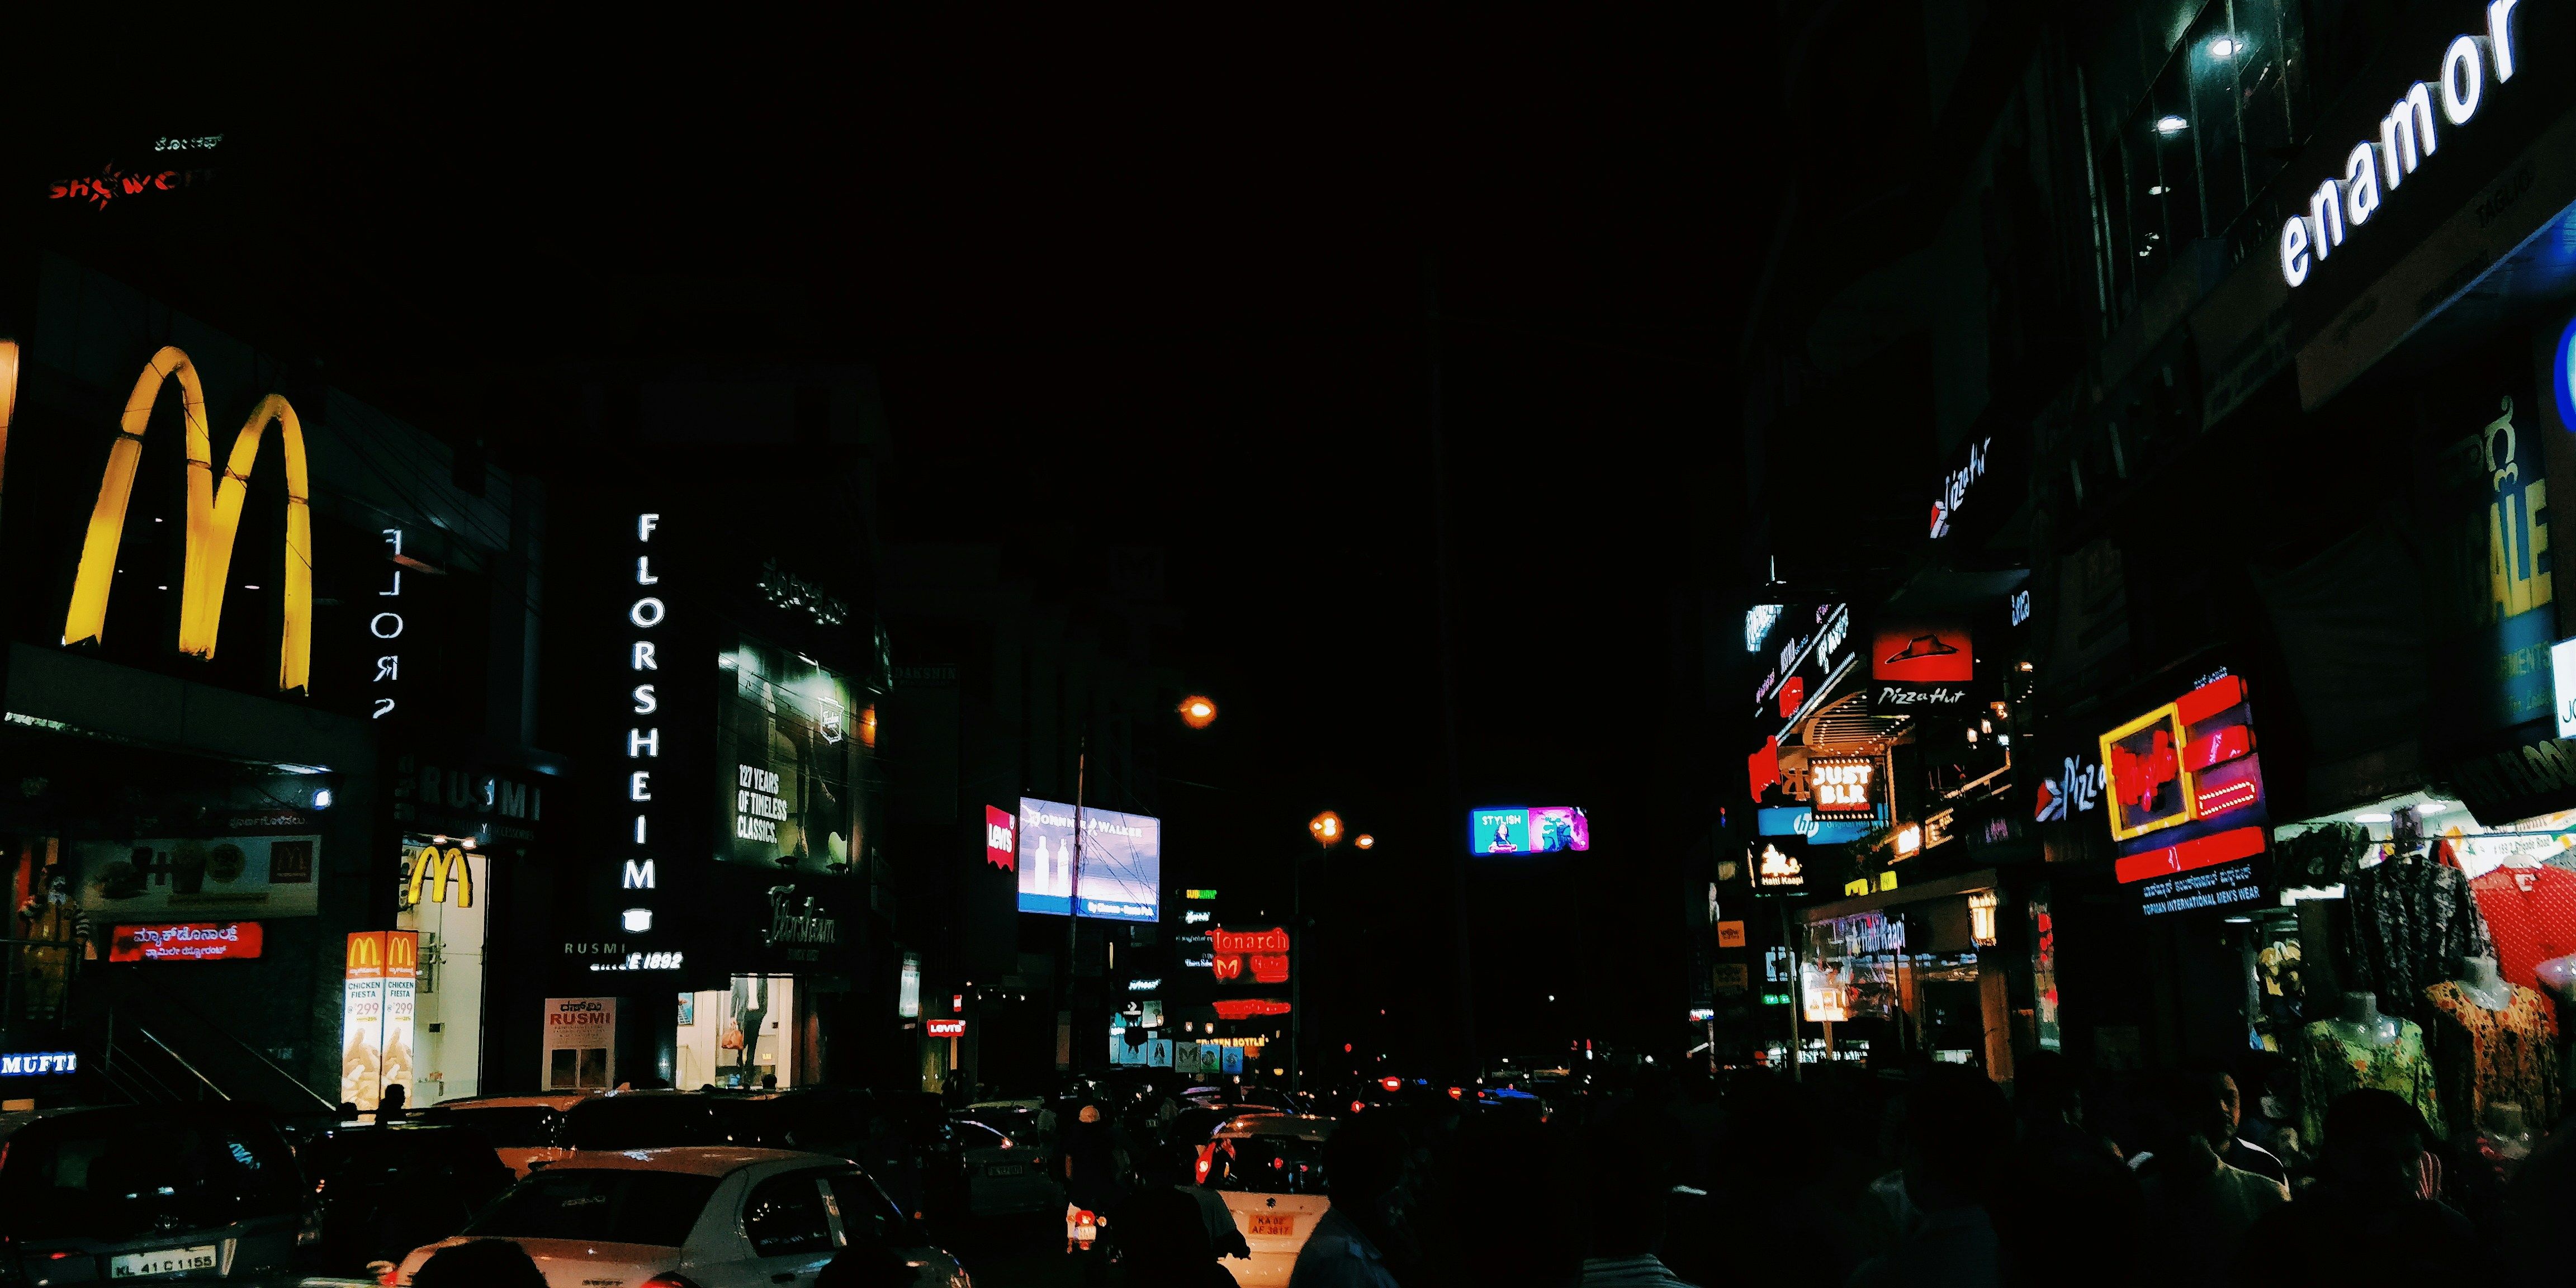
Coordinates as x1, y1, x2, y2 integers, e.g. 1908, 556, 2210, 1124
1055, 1054, 2576, 1287
396, 1052, 2576, 1287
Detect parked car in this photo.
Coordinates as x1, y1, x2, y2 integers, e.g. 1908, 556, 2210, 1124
414, 1092, 594, 1176
1202, 1114, 1334, 1288
946, 1116, 1059, 1216
293, 1120, 515, 1278
0, 1104, 307, 1285
560, 1090, 730, 1150
391, 1147, 969, 1288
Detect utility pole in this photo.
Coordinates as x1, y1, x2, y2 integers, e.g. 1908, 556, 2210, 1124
1065, 738, 1086, 1070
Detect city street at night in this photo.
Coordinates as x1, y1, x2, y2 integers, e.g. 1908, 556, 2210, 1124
11, 3, 2576, 1286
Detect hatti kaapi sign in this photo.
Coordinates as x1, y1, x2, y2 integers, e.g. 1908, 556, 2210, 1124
1210, 926, 1290, 984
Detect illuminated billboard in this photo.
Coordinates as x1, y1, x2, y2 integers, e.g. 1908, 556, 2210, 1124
2099, 673, 2271, 914
1016, 798, 1161, 923
715, 634, 864, 872
1467, 806, 1590, 855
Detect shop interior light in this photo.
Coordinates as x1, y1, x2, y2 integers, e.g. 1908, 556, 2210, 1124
2354, 812, 2394, 823
311, 788, 333, 809
2154, 115, 2189, 134
2417, 801, 2451, 815
2207, 36, 2240, 58
1968, 891, 2000, 947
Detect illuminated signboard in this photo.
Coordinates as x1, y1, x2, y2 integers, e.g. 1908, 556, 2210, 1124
1756, 807, 1874, 845
1467, 806, 1590, 855
2033, 750, 2105, 822
1872, 623, 1974, 708
926, 1019, 967, 1038
985, 806, 1017, 871
2554, 635, 2576, 740
2277, 5, 2524, 289
64, 347, 312, 692
1809, 759, 1879, 818
1755, 844, 1804, 888
342, 931, 419, 1109
1213, 999, 1292, 1020
0, 1052, 76, 1076
109, 922, 264, 963
1745, 604, 1783, 652
1016, 798, 1161, 922
1928, 437, 1990, 538
2099, 673, 2271, 914
1211, 926, 1291, 983
718, 634, 863, 873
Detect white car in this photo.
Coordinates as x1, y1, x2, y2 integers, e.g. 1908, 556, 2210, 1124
414, 1092, 596, 1177
946, 1117, 1062, 1216
1204, 1115, 1334, 1288
393, 1147, 968, 1288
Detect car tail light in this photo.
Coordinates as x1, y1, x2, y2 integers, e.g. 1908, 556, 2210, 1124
641, 1276, 704, 1288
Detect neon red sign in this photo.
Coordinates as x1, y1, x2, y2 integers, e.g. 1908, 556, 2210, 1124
926, 1019, 966, 1038
110, 922, 264, 962
1210, 927, 1291, 984
1212, 999, 1290, 1020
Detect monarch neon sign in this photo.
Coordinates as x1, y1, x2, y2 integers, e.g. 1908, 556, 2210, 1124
61, 346, 313, 692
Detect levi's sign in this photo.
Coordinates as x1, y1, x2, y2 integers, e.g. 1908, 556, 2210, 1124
2279, 1, 2523, 288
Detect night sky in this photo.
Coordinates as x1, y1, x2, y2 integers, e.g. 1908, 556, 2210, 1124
17, 8, 1775, 1064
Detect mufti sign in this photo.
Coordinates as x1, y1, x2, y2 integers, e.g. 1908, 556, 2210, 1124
2279, 1, 2524, 288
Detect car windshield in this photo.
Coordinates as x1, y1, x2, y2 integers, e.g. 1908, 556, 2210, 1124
563, 1098, 725, 1150
419, 1105, 561, 1148
1214, 1135, 1328, 1196
0, 1112, 301, 1240
465, 1169, 719, 1245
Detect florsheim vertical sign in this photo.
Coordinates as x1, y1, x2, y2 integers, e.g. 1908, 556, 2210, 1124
622, 513, 666, 929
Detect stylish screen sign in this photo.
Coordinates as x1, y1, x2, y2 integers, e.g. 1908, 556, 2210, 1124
2099, 674, 2271, 910
2277, 2, 2523, 288
1929, 438, 1991, 539
108, 921, 264, 962
985, 805, 1017, 870
1756, 807, 1875, 845
1016, 798, 1161, 922
1466, 806, 1590, 855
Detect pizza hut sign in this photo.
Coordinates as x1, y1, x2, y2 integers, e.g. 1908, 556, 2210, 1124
1210, 926, 1290, 984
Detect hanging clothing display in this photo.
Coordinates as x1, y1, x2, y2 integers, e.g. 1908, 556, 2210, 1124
2465, 864, 2576, 991
2342, 854, 2494, 1021
2296, 1019, 2443, 1148
2422, 981, 2560, 1140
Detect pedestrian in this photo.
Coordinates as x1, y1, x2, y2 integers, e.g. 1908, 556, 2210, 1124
1065, 1104, 1125, 1256
2212, 1063, 2290, 1184
411, 1239, 547, 1288
2235, 1089, 2492, 1287
1287, 1115, 1415, 1288
377, 1082, 407, 1119
1848, 1064, 2009, 1288
1110, 1146, 1239, 1287
1992, 1054, 2143, 1288
1153, 1141, 1250, 1261
2133, 1072, 2287, 1285
1579, 1109, 1698, 1287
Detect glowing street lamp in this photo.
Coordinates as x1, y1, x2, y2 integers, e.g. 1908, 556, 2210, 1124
1355, 834, 1375, 850
1178, 695, 1218, 728
1309, 811, 1344, 846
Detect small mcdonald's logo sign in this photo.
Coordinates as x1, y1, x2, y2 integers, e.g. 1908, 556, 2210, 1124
345, 931, 384, 973
405, 846, 475, 908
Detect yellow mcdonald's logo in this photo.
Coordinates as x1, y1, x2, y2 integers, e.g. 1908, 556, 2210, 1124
406, 846, 474, 908
61, 346, 313, 693
386, 931, 418, 970
345, 932, 383, 969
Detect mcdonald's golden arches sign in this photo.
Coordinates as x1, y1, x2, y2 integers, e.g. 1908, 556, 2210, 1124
58, 345, 314, 693
405, 846, 476, 910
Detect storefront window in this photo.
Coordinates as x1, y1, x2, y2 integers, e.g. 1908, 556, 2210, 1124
397, 839, 488, 1105
677, 976, 795, 1090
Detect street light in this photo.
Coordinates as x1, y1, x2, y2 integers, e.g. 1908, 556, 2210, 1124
1354, 834, 1375, 850
1309, 811, 1344, 845
1178, 695, 1218, 728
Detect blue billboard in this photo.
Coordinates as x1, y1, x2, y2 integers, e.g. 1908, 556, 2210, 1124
1756, 807, 1877, 846
1016, 798, 1161, 923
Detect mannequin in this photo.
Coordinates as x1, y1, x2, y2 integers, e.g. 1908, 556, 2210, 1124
2456, 955, 2515, 1012
2535, 954, 2576, 1006
2331, 990, 2402, 1047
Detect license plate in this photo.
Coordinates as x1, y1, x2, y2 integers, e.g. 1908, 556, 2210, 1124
986, 1163, 1027, 1176
111, 1245, 220, 1278
1251, 1212, 1296, 1237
